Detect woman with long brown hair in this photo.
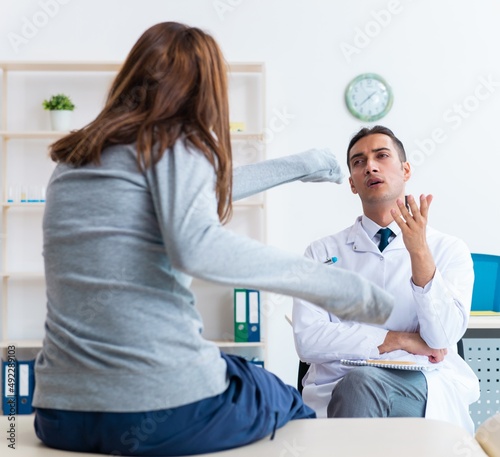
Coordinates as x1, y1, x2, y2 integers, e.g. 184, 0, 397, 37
32, 22, 394, 455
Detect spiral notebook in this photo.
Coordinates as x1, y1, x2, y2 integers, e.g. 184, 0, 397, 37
340, 359, 440, 371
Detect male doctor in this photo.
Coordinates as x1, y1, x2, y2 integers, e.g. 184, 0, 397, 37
292, 125, 479, 433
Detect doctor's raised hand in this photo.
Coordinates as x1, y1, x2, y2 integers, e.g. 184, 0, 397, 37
391, 193, 436, 288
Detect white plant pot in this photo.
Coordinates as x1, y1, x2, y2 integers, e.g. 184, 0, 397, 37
49, 110, 73, 131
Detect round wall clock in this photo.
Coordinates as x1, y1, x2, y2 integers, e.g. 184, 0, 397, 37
345, 73, 393, 122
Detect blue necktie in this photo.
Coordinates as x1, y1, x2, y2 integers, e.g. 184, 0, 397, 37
378, 228, 393, 252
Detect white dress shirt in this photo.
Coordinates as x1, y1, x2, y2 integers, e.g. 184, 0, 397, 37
292, 215, 480, 433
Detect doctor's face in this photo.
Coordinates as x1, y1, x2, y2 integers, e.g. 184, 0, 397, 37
348, 133, 411, 206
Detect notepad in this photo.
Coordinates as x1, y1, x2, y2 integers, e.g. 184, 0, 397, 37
340, 359, 440, 371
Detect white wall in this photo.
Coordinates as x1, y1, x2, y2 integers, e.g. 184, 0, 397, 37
2, 0, 500, 385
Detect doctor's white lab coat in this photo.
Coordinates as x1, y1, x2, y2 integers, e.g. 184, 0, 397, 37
292, 216, 480, 434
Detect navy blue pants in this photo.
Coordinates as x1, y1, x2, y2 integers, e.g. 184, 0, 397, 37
34, 353, 315, 455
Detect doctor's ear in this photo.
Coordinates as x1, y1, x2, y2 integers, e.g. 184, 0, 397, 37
349, 176, 358, 194
402, 162, 411, 182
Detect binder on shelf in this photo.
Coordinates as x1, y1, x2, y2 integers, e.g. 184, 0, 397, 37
247, 289, 261, 342
234, 288, 261, 343
17, 360, 35, 415
234, 289, 248, 342
2, 359, 17, 416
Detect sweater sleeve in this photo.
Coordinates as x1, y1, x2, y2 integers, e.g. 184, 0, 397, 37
232, 148, 344, 201
293, 246, 389, 363
147, 141, 394, 325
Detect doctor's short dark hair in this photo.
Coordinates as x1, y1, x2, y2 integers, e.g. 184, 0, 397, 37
346, 125, 407, 172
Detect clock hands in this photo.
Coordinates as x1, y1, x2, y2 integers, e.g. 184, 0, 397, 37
360, 91, 377, 106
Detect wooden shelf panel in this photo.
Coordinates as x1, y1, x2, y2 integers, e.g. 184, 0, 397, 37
2, 203, 45, 208
0, 130, 67, 139
213, 340, 265, 348
228, 62, 264, 73
1, 272, 44, 279
230, 132, 264, 141
0, 61, 263, 74
0, 339, 43, 348
0, 131, 263, 141
0, 61, 121, 72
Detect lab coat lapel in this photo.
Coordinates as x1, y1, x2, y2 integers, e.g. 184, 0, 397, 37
347, 217, 406, 254
347, 218, 379, 254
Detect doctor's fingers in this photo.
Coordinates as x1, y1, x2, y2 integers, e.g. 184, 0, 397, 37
397, 195, 432, 228
419, 194, 433, 220
402, 195, 426, 225
390, 201, 416, 232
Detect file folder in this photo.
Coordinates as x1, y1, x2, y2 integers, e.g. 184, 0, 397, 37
2, 359, 17, 416
234, 289, 248, 342
17, 360, 35, 415
247, 289, 261, 342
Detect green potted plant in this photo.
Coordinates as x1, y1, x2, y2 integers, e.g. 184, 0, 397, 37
42, 93, 76, 131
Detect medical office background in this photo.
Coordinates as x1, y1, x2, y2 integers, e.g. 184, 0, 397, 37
1, 0, 499, 387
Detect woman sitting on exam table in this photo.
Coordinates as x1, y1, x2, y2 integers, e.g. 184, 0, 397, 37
32, 21, 394, 456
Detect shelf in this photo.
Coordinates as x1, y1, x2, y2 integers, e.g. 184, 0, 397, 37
0, 130, 67, 140
213, 340, 265, 348
2, 203, 45, 208
2, 201, 262, 210
0, 61, 262, 74
0, 339, 42, 349
0, 132, 262, 142
0, 61, 122, 72
230, 132, 264, 141
228, 62, 264, 73
1, 272, 44, 279
233, 200, 264, 208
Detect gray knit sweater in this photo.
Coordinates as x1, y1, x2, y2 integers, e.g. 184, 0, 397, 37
33, 139, 394, 412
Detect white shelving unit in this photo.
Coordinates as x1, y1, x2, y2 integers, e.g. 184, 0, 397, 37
0, 61, 267, 364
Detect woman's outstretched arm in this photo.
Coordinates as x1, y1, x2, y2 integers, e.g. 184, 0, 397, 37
232, 148, 344, 201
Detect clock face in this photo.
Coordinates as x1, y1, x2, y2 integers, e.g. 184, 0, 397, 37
345, 73, 393, 122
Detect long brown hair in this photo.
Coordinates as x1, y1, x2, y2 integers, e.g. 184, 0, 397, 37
50, 22, 233, 222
